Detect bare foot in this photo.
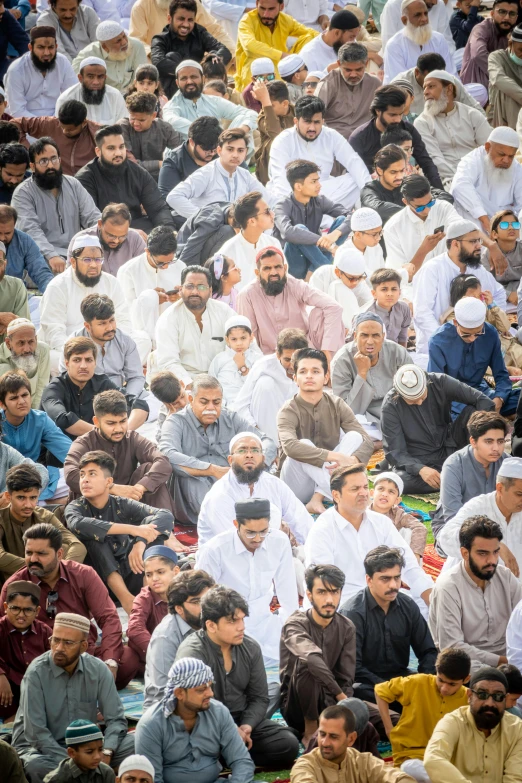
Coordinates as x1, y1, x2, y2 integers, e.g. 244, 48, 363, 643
301, 734, 315, 750
166, 532, 189, 553
306, 493, 326, 515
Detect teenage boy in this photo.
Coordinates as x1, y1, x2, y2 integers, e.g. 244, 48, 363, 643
208, 315, 263, 406
374, 647, 471, 780
273, 159, 351, 280
44, 719, 115, 783
65, 450, 174, 614
254, 80, 295, 186
370, 472, 427, 562
358, 269, 411, 347
149, 371, 188, 440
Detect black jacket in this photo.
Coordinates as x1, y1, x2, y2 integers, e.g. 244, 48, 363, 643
75, 156, 175, 229
151, 23, 232, 99
450, 7, 483, 49
177, 203, 234, 265
360, 179, 455, 226
158, 142, 207, 200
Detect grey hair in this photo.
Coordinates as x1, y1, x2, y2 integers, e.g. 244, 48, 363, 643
191, 373, 223, 397
338, 42, 368, 64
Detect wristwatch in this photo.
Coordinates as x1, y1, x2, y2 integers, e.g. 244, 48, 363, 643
105, 659, 118, 669
238, 365, 248, 375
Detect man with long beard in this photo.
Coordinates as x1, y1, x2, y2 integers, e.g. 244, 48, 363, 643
383, 0, 456, 84
73, 20, 148, 94
0, 318, 50, 408
56, 57, 128, 125
299, 9, 360, 73
414, 70, 490, 184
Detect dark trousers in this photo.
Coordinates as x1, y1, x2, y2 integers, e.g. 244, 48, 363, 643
132, 462, 175, 515
93, 645, 139, 691
281, 668, 339, 734
233, 715, 299, 769
84, 534, 168, 592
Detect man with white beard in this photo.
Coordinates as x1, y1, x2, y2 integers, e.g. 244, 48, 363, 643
380, 0, 455, 52
450, 126, 522, 233
414, 70, 491, 185
383, 0, 456, 84
0, 319, 51, 409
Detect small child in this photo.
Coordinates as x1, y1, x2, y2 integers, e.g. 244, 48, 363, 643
309, 247, 370, 329
208, 315, 263, 405
255, 80, 295, 185
278, 53, 308, 103
499, 663, 522, 718
124, 63, 167, 113
359, 268, 411, 347
370, 472, 427, 562
303, 71, 325, 95
380, 127, 417, 174
450, 0, 483, 50
205, 253, 242, 309
150, 371, 188, 440
43, 719, 115, 783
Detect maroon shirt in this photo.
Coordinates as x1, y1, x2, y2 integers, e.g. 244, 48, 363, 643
127, 585, 168, 664
0, 615, 50, 685
0, 560, 123, 662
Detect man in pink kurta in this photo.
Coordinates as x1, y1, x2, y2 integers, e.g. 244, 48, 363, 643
460, 7, 516, 89
237, 246, 345, 358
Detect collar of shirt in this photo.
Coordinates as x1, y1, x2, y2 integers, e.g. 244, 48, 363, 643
332, 507, 368, 533
49, 650, 85, 678
458, 559, 495, 593
6, 618, 38, 635
186, 405, 211, 433
65, 758, 91, 780
175, 614, 192, 636
464, 705, 502, 740
232, 528, 268, 556
364, 585, 399, 614
36, 559, 70, 586
206, 631, 238, 665
295, 392, 325, 413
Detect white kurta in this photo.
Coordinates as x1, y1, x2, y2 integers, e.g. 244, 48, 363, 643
309, 263, 373, 310
117, 253, 184, 313
196, 528, 298, 661
208, 344, 264, 405
412, 252, 507, 358
55, 82, 129, 125
380, 0, 455, 51
284, 0, 329, 30
218, 232, 283, 292
197, 466, 314, 546
450, 146, 522, 223
383, 29, 456, 85
4, 52, 77, 118
154, 298, 231, 384
507, 597, 522, 672
300, 31, 337, 71
304, 506, 434, 603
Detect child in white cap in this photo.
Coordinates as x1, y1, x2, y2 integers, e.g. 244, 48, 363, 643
208, 315, 263, 405
117, 755, 154, 783
370, 471, 427, 561
309, 247, 371, 328
278, 53, 308, 103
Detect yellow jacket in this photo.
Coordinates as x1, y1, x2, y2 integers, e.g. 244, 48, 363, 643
235, 9, 317, 91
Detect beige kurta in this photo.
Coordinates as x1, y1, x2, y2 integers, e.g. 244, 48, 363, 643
129, 0, 234, 53
489, 48, 522, 129
291, 747, 414, 783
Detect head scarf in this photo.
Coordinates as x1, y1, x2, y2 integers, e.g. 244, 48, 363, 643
162, 658, 214, 717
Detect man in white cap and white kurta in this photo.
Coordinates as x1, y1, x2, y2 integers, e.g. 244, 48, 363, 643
451, 127, 522, 233
414, 70, 491, 185
380, 0, 455, 52
72, 20, 148, 94
55, 56, 128, 125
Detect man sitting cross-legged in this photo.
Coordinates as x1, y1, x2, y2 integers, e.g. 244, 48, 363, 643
65, 450, 174, 615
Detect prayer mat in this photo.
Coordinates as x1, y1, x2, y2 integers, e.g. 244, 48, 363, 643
174, 522, 198, 547
422, 544, 445, 580
404, 492, 440, 506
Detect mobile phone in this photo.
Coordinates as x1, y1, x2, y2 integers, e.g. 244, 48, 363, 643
434, 226, 444, 234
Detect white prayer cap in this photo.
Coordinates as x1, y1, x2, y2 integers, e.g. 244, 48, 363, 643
230, 431, 263, 451
251, 57, 275, 77
175, 59, 203, 75
487, 126, 520, 149
423, 69, 456, 86
454, 296, 486, 328
118, 756, 155, 781
334, 247, 366, 276
225, 315, 252, 334
498, 457, 522, 479
373, 471, 404, 496
71, 234, 102, 253
445, 219, 479, 241
307, 70, 326, 80
401, 0, 422, 11
278, 54, 305, 78
351, 208, 382, 232
79, 56, 106, 71
393, 364, 427, 400
465, 82, 488, 107
96, 20, 124, 42
6, 318, 35, 336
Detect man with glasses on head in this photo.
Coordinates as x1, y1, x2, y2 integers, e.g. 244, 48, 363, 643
12, 611, 135, 783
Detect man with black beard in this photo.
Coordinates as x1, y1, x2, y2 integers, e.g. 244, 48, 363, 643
56, 57, 128, 125
11, 137, 100, 276
76, 124, 175, 233
425, 664, 522, 781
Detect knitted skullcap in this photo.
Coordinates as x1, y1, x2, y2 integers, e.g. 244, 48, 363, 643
230, 431, 263, 451
488, 126, 520, 148
96, 20, 124, 42
454, 296, 486, 328
6, 318, 35, 336
423, 69, 456, 86
350, 207, 382, 231
278, 54, 305, 78
393, 364, 427, 400
373, 471, 404, 496
118, 755, 155, 780
54, 612, 91, 635
334, 247, 366, 275
30, 26, 56, 40
251, 57, 275, 76
235, 497, 271, 520
225, 314, 252, 334
65, 720, 103, 746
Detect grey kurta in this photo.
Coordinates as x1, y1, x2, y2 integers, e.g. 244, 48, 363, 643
482, 240, 522, 293
331, 340, 410, 422
143, 613, 193, 709
38, 6, 99, 62
316, 70, 382, 140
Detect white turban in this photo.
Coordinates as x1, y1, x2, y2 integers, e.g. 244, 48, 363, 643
454, 296, 486, 328
487, 127, 520, 149
96, 20, 124, 42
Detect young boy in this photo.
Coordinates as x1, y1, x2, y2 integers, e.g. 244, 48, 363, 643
208, 315, 262, 405
278, 54, 308, 103
309, 247, 369, 329
450, 0, 483, 50
44, 719, 115, 783
370, 472, 427, 562
127, 545, 179, 673
254, 80, 295, 185
243, 57, 276, 111
374, 647, 471, 779
303, 71, 325, 95
359, 269, 412, 347
499, 663, 522, 718
149, 370, 188, 440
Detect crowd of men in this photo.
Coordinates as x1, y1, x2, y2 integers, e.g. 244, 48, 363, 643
2, 0, 522, 781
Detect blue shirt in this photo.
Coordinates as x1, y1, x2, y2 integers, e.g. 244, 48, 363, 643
6, 228, 54, 293
427, 321, 512, 402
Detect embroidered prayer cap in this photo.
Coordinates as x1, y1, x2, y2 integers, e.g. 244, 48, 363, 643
498, 457, 522, 480
373, 471, 404, 496
334, 247, 366, 276
251, 57, 275, 77
230, 431, 263, 452
65, 719, 103, 746
175, 59, 203, 75
330, 9, 360, 29
96, 20, 124, 42
6, 318, 35, 337
278, 54, 306, 78
118, 755, 155, 781
350, 207, 382, 232
423, 69, 456, 86
393, 364, 427, 400
143, 545, 178, 564
235, 497, 271, 520
79, 56, 106, 71
353, 312, 385, 329
6, 580, 41, 602
391, 78, 415, 96
163, 658, 214, 716
225, 314, 252, 334
511, 25, 522, 42
54, 612, 91, 635
71, 234, 102, 253
454, 296, 486, 328
445, 219, 479, 241
487, 126, 520, 149
30, 26, 56, 40
469, 666, 509, 690
307, 70, 326, 80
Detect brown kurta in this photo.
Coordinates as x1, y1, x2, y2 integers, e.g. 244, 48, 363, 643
316, 70, 382, 141
370, 503, 427, 557
119, 118, 184, 181
291, 747, 414, 783
12, 117, 101, 176
255, 104, 295, 185
460, 17, 508, 90
0, 506, 86, 577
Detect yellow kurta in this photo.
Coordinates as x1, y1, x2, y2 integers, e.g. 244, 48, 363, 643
129, 0, 234, 53
424, 706, 522, 783
374, 674, 469, 767
291, 747, 414, 783
235, 9, 317, 91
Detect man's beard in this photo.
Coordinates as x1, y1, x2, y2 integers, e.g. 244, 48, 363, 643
30, 50, 56, 73
182, 610, 202, 630
99, 156, 126, 173
403, 21, 433, 46
468, 552, 497, 581
310, 597, 337, 619
424, 94, 448, 117
332, 39, 345, 54
459, 247, 482, 269
34, 168, 63, 190
485, 153, 514, 188
75, 268, 102, 288
2, 179, 17, 190
82, 84, 106, 105
11, 352, 38, 375
106, 49, 129, 62
180, 84, 203, 100
473, 705, 502, 730
260, 275, 287, 296
233, 462, 265, 485
494, 19, 515, 35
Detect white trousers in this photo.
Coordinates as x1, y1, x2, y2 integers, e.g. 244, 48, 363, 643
249, 376, 292, 445
401, 759, 431, 782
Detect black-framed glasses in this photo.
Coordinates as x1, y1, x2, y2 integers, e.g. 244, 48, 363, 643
46, 590, 58, 618
471, 689, 506, 702
341, 271, 367, 283
150, 252, 174, 269
7, 604, 37, 616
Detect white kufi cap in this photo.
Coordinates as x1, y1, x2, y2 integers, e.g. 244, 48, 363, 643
278, 54, 305, 77
334, 247, 366, 276
454, 296, 486, 328
251, 57, 275, 77
487, 126, 520, 149
350, 207, 382, 231
96, 20, 124, 42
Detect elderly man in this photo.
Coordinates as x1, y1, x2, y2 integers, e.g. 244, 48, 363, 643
381, 0, 455, 51
163, 60, 257, 139
315, 42, 380, 141
0, 205, 53, 294
460, 0, 518, 89
383, 0, 456, 84
0, 319, 50, 408
414, 70, 491, 185
136, 657, 255, 783
159, 374, 274, 524
331, 313, 410, 438
129, 0, 233, 53
37, 0, 98, 62
451, 127, 522, 233
489, 25, 522, 128
12, 611, 135, 783
237, 246, 345, 358
56, 57, 128, 125
4, 26, 77, 118
381, 364, 495, 494
73, 20, 148, 94
299, 10, 360, 72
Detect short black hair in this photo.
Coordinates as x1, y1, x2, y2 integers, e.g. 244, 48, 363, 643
80, 293, 115, 322
292, 346, 328, 375
276, 328, 308, 354
0, 143, 29, 169
364, 545, 405, 577
267, 80, 289, 102
169, 0, 197, 15
320, 705, 356, 735
459, 515, 504, 551
150, 371, 183, 404
95, 124, 123, 147
329, 464, 367, 501
167, 570, 216, 614
0, 370, 31, 404
492, 0, 518, 7
286, 159, 320, 190
204, 79, 227, 96
78, 450, 116, 477
201, 52, 227, 81
370, 268, 402, 288
436, 648, 471, 681
467, 410, 507, 440
125, 91, 158, 114
370, 85, 407, 117
93, 389, 127, 418
147, 225, 177, 256
448, 274, 481, 306
233, 191, 263, 229
0, 121, 20, 145
6, 463, 43, 493
416, 52, 446, 73
305, 564, 346, 592
380, 126, 412, 147
188, 116, 222, 150
181, 264, 211, 285
498, 663, 522, 695
374, 144, 407, 173
58, 99, 87, 127
28, 137, 58, 164
201, 585, 249, 626
23, 522, 62, 551
401, 173, 431, 201
295, 95, 325, 121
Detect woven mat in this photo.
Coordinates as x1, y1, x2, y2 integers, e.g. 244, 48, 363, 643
422, 544, 445, 580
